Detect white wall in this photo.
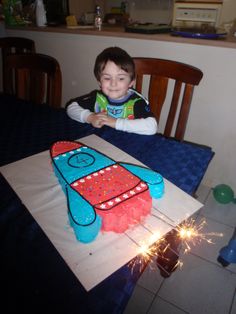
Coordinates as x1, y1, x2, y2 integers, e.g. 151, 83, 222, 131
221, 0, 236, 24
6, 29, 236, 193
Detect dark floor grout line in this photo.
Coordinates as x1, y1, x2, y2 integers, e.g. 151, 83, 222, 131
229, 287, 236, 314
134, 282, 157, 313
136, 267, 165, 297
151, 295, 190, 314
204, 186, 212, 203
155, 274, 166, 296
145, 293, 158, 314
136, 282, 157, 297
195, 185, 212, 204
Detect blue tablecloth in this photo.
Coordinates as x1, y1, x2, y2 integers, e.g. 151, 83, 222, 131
0, 95, 214, 314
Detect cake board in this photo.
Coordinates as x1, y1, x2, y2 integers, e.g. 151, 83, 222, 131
0, 134, 203, 291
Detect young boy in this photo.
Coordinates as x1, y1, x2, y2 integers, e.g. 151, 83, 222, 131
66, 47, 157, 135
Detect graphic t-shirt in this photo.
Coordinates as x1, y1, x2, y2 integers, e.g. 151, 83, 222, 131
69, 89, 154, 120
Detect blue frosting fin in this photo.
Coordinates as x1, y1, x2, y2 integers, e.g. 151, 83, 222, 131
66, 186, 102, 243
120, 162, 164, 199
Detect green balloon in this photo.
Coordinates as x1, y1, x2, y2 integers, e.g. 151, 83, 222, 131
213, 184, 234, 204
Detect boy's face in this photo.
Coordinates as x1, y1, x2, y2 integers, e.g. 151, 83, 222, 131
99, 61, 134, 100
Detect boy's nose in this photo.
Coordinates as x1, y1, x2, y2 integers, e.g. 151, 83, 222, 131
110, 78, 117, 86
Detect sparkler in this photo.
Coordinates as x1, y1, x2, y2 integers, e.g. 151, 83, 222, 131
127, 211, 224, 274
127, 233, 167, 274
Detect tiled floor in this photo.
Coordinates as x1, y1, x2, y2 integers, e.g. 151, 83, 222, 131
124, 185, 236, 314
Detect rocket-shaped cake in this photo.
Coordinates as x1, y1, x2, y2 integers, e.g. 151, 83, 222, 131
50, 141, 164, 243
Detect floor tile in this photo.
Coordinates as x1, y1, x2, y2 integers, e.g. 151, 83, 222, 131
157, 253, 236, 314
123, 285, 155, 314
187, 214, 236, 273
148, 296, 188, 314
199, 192, 236, 227
136, 257, 165, 294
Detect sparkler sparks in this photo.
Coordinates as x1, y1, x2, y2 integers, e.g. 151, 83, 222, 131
128, 215, 224, 274
127, 232, 166, 273
177, 218, 224, 253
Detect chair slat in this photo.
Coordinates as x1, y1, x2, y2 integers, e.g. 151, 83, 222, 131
0, 37, 35, 93
5, 53, 62, 108
133, 57, 203, 141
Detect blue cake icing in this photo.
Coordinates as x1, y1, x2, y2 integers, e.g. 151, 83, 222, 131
50, 141, 164, 243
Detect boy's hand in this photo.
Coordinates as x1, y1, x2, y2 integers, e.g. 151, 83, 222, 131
100, 115, 116, 128
87, 113, 117, 129
87, 113, 108, 128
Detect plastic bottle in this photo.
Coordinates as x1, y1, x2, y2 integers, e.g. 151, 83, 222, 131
94, 5, 102, 31
35, 0, 47, 27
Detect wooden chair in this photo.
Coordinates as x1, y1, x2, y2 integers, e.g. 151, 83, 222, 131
133, 58, 203, 141
0, 37, 36, 92
5, 53, 62, 108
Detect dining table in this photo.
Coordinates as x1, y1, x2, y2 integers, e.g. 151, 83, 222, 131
0, 94, 214, 314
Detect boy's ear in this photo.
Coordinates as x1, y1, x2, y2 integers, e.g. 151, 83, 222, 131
129, 79, 135, 88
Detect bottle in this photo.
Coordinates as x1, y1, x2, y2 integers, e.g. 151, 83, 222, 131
121, 1, 126, 14
94, 5, 102, 31
35, 0, 47, 27
120, 1, 129, 25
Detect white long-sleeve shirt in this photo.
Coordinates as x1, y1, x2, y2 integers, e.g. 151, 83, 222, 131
66, 89, 158, 135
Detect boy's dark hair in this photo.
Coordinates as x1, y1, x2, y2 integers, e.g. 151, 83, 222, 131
94, 47, 135, 81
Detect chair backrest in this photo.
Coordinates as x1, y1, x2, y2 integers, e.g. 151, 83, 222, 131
5, 53, 62, 108
0, 37, 36, 92
133, 57, 203, 141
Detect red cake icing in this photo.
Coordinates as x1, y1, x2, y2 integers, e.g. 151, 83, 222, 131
52, 141, 83, 157
71, 164, 152, 232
